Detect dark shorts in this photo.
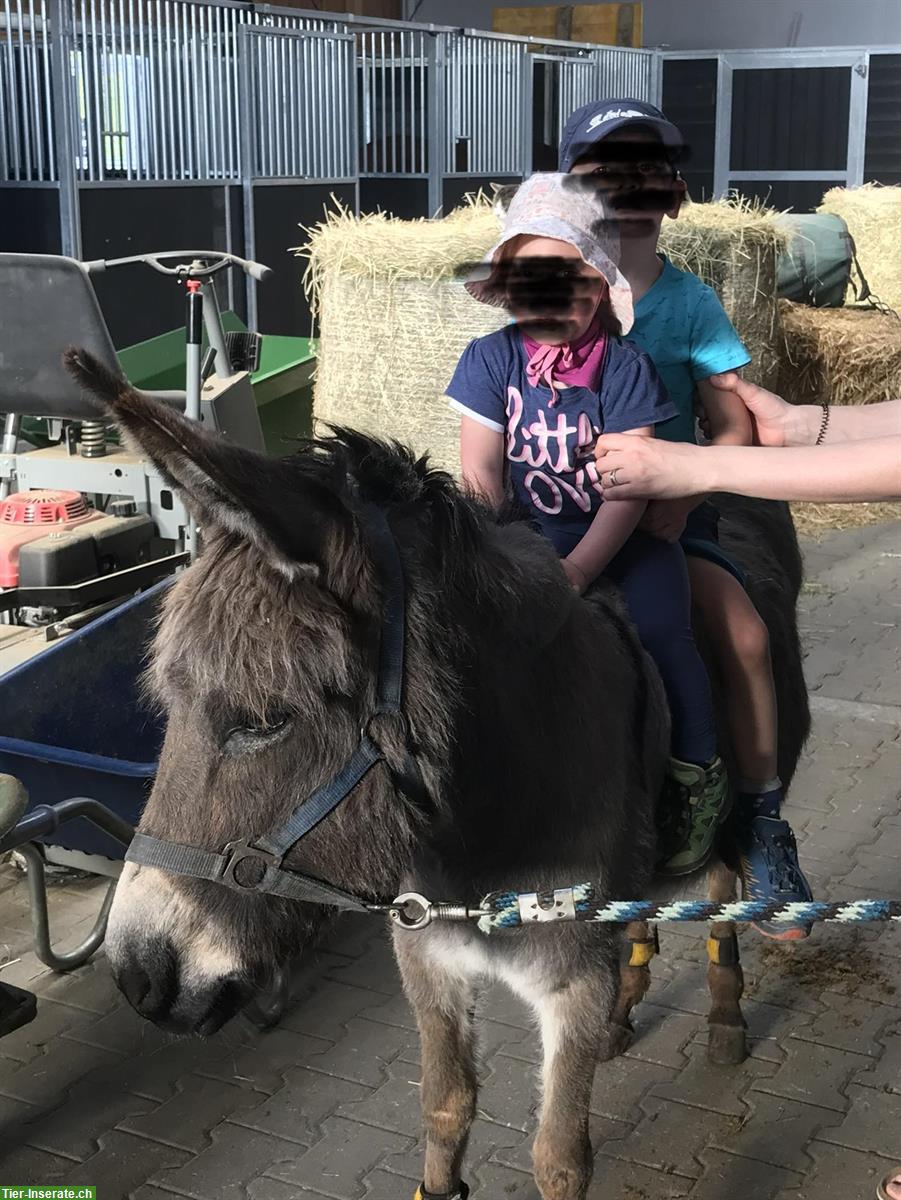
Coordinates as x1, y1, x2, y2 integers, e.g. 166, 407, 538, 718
680, 501, 746, 588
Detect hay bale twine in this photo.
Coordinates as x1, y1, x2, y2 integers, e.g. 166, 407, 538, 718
819, 184, 901, 312
300, 197, 786, 476
777, 300, 901, 407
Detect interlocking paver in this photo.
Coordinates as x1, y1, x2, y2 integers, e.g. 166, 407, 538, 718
1, 520, 899, 1199
305, 1015, 419, 1086
227, 1065, 373, 1145
590, 1154, 693, 1198
591, 1056, 681, 1123
852, 1019, 901, 1092
649, 1042, 777, 1118
689, 1149, 803, 1199
64, 1130, 194, 1197
774, 1140, 895, 1200
707, 1091, 844, 1173
751, 1037, 870, 1114
382, 1115, 527, 1180
0, 997, 94, 1065
599, 1095, 739, 1179
264, 1115, 414, 1200
279, 979, 408, 1041
12, 1076, 158, 1160
150, 1123, 306, 1200
119, 1074, 265, 1153
789, 990, 899, 1058
816, 1083, 901, 1158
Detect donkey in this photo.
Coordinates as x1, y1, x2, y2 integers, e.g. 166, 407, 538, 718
67, 349, 808, 1200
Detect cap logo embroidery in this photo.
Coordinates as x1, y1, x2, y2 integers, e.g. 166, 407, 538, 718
586, 108, 649, 131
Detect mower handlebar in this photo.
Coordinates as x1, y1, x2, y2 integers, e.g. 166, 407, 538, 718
82, 251, 273, 283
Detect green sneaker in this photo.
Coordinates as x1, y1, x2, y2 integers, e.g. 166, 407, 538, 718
657, 757, 731, 876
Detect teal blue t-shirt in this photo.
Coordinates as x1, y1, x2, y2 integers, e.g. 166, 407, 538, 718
624, 256, 751, 445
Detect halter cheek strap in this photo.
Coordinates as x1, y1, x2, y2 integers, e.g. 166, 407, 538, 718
124, 502, 427, 913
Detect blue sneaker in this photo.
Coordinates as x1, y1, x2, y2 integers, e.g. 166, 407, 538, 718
735, 816, 813, 941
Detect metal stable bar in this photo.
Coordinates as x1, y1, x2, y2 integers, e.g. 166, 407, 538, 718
49, 0, 80, 254
712, 55, 732, 198
846, 53, 870, 189
426, 31, 442, 214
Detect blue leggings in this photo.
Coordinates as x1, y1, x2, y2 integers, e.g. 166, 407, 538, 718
602, 532, 717, 765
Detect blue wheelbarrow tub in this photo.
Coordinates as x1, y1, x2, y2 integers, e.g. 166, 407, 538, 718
0, 582, 169, 860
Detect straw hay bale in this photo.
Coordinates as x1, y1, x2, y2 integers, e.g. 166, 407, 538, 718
819, 184, 901, 312
778, 300, 901, 408
298, 201, 503, 475
791, 501, 901, 538
299, 195, 786, 475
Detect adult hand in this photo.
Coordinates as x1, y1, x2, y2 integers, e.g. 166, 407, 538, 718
708, 373, 795, 447
639, 498, 694, 543
595, 435, 707, 500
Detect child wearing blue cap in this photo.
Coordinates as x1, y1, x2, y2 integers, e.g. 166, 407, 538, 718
559, 99, 813, 940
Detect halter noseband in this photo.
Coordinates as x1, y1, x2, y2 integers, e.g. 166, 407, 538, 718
125, 502, 426, 914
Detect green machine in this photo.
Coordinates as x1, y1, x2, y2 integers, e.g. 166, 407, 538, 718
117, 314, 316, 458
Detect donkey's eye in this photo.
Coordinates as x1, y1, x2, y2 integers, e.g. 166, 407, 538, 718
223, 713, 291, 752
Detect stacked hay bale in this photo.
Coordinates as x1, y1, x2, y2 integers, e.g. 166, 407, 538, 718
776, 184, 901, 409
299, 201, 502, 476
777, 302, 901, 408
818, 183, 901, 312
300, 196, 786, 476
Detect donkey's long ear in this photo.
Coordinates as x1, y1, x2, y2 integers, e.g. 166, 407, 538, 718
63, 347, 352, 574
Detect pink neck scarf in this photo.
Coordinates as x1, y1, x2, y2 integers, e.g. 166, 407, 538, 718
522, 312, 608, 405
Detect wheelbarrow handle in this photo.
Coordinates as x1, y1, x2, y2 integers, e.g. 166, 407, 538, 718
0, 793, 135, 856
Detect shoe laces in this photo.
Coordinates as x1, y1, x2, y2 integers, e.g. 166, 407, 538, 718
757, 828, 805, 894
658, 776, 692, 846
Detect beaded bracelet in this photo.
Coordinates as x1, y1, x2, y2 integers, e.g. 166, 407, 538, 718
815, 402, 831, 446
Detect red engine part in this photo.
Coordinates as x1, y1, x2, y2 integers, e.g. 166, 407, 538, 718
0, 490, 104, 588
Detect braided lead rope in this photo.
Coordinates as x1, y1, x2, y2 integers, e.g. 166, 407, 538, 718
476, 889, 901, 934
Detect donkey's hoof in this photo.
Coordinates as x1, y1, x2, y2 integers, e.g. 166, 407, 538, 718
707, 1023, 747, 1066
598, 1021, 634, 1061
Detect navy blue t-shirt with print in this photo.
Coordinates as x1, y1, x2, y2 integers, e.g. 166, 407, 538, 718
447, 326, 677, 555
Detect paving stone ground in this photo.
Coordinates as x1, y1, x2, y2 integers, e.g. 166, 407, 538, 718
1, 521, 899, 1200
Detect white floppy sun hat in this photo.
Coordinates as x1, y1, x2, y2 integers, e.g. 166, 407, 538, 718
465, 172, 634, 336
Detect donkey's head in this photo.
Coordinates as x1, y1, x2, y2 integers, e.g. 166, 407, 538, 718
64, 349, 515, 1034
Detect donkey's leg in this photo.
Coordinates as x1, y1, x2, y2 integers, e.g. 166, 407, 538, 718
599, 920, 658, 1061
706, 859, 747, 1065
532, 966, 614, 1200
394, 935, 477, 1199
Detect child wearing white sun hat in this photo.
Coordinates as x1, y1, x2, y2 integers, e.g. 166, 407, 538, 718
447, 172, 730, 876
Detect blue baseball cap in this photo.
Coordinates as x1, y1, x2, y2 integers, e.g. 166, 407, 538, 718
559, 99, 683, 172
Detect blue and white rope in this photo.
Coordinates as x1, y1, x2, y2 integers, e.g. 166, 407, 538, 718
477, 891, 901, 934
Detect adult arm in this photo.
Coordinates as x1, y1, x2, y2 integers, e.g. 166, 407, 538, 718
594, 434, 901, 502
709, 373, 901, 447
639, 375, 752, 542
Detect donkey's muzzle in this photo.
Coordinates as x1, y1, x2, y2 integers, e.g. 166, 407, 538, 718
113, 935, 252, 1035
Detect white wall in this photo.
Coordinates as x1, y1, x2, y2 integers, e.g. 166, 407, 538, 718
408, 0, 901, 49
